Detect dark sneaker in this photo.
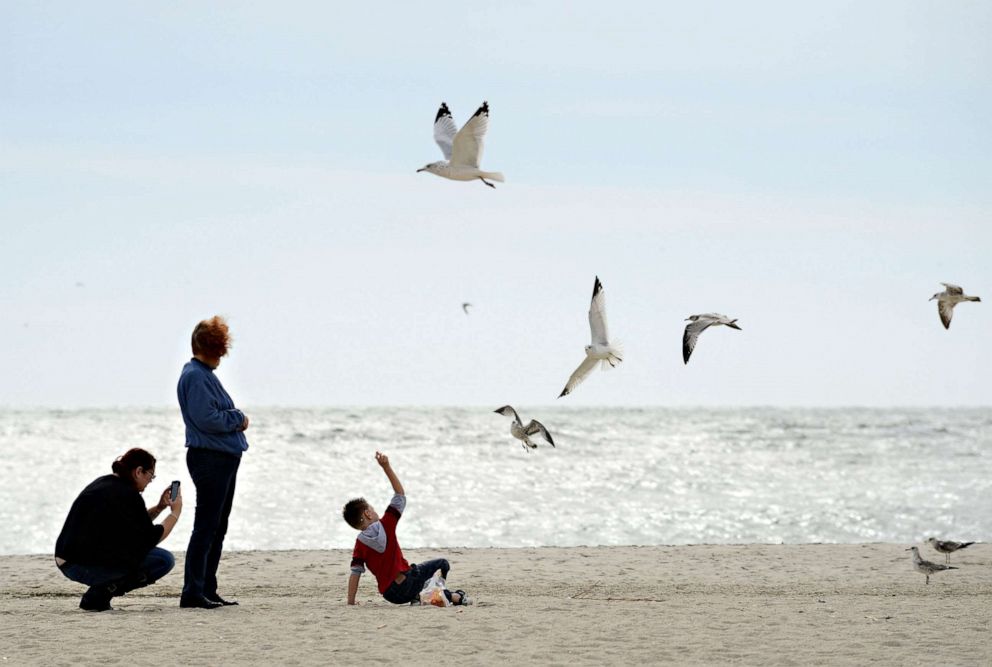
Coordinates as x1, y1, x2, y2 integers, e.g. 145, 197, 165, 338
79, 590, 112, 612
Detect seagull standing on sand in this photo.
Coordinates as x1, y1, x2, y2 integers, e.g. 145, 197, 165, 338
930, 283, 981, 329
558, 276, 623, 398
906, 546, 957, 585
494, 406, 555, 451
926, 538, 975, 565
682, 314, 741, 364
462, 302, 473, 315
417, 101, 505, 188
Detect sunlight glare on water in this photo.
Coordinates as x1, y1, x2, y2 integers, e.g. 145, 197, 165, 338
1, 407, 990, 555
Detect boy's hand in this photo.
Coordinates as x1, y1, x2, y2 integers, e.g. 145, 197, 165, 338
375, 451, 404, 495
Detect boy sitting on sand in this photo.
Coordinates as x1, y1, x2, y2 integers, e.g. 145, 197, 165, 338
343, 452, 471, 606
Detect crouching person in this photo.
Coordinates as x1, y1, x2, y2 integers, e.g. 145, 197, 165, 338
55, 448, 182, 611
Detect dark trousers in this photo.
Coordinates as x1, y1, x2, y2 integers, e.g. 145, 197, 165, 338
382, 558, 450, 605
183, 447, 240, 599
59, 547, 175, 591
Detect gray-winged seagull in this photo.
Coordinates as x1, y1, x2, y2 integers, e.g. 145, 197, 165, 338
930, 283, 980, 329
906, 546, 957, 585
494, 406, 556, 451
683, 313, 741, 364
926, 537, 975, 565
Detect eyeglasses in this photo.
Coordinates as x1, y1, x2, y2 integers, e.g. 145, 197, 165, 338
142, 468, 156, 481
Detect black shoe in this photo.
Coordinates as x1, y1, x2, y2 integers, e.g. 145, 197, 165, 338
179, 595, 223, 609
79, 589, 112, 612
204, 594, 239, 606
106, 571, 149, 597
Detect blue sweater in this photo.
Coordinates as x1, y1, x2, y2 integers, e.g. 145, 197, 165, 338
177, 359, 249, 457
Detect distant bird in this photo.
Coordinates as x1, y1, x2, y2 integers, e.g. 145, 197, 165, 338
906, 546, 957, 585
462, 302, 473, 315
558, 276, 623, 398
682, 313, 741, 364
926, 538, 975, 565
930, 283, 980, 329
494, 405, 555, 451
417, 101, 505, 188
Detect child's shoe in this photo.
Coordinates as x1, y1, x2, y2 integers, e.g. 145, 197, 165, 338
453, 589, 473, 606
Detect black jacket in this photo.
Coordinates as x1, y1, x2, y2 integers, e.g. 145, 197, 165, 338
55, 475, 163, 568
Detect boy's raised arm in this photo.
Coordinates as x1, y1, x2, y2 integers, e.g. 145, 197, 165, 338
375, 451, 404, 496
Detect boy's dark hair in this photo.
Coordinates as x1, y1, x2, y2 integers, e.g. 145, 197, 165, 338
342, 498, 370, 529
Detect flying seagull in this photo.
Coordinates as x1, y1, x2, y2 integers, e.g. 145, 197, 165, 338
906, 546, 957, 585
926, 538, 975, 565
558, 276, 623, 398
494, 405, 555, 451
462, 302, 473, 315
682, 313, 741, 364
417, 101, 505, 188
930, 283, 980, 329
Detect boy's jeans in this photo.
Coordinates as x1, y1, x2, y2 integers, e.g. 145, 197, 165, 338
382, 558, 450, 604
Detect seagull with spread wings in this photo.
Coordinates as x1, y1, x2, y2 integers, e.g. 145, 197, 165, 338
682, 313, 741, 364
417, 101, 505, 188
494, 406, 555, 451
558, 276, 623, 398
929, 283, 980, 330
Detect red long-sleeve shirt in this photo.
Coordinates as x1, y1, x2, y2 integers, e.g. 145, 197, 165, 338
350, 494, 410, 594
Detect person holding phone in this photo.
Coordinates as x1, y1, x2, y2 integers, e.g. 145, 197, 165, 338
177, 315, 249, 609
55, 448, 182, 611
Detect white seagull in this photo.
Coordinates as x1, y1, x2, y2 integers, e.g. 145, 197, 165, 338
682, 313, 741, 364
906, 546, 957, 585
930, 283, 981, 329
417, 101, 505, 188
558, 276, 623, 398
494, 406, 555, 451
462, 302, 473, 315
926, 537, 975, 565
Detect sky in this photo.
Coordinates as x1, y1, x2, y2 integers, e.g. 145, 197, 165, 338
1, 1, 990, 408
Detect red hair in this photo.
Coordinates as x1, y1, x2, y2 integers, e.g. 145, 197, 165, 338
191, 316, 232, 358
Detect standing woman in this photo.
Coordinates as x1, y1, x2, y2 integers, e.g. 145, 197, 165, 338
178, 316, 249, 609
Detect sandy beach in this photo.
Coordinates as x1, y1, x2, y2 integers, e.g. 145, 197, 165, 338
0, 544, 989, 665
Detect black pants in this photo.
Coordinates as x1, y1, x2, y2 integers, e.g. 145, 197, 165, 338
382, 559, 450, 605
183, 447, 240, 599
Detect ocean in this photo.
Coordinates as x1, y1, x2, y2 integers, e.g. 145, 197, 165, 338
1, 407, 989, 555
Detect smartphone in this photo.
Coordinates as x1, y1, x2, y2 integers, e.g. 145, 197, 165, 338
169, 480, 180, 502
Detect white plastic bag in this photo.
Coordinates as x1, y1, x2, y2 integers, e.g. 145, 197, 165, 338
418, 570, 451, 607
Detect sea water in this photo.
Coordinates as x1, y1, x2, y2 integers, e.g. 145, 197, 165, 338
1, 407, 990, 555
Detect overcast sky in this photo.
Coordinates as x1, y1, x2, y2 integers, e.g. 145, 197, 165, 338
1, 1, 989, 408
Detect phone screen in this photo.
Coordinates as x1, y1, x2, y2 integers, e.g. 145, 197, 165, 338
170, 481, 180, 501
